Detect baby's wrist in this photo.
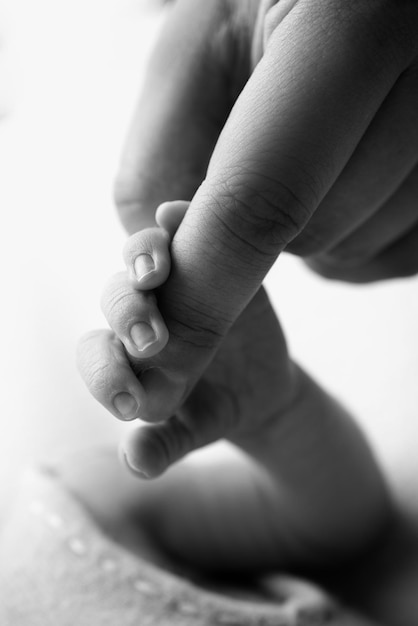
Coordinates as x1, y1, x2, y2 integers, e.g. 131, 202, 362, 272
229, 359, 303, 446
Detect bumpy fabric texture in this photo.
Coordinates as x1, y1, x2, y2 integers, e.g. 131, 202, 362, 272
0, 468, 377, 626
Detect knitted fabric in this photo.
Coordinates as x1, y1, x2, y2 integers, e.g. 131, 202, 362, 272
0, 468, 377, 626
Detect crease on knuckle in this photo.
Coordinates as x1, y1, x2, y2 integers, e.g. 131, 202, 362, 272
167, 299, 226, 350
208, 171, 312, 255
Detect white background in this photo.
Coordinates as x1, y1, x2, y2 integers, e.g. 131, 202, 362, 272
0, 0, 417, 514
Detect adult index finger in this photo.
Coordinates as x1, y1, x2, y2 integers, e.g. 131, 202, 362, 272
165, 0, 418, 326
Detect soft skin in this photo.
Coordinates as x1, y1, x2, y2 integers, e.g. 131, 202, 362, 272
78, 202, 391, 574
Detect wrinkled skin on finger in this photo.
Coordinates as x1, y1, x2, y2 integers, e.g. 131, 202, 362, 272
115, 0, 418, 282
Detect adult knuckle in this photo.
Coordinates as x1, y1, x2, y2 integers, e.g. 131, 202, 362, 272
168, 302, 226, 351
206, 171, 312, 255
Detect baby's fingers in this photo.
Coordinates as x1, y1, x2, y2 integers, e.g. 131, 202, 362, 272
155, 200, 189, 238
77, 329, 145, 421
101, 272, 169, 359
124, 201, 189, 290
123, 227, 171, 290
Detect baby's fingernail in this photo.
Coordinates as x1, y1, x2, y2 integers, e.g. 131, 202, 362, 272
113, 392, 138, 420
123, 453, 150, 479
131, 322, 157, 352
134, 254, 155, 281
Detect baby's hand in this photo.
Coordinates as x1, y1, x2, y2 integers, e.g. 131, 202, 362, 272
99, 200, 190, 362
78, 199, 297, 479
78, 201, 390, 571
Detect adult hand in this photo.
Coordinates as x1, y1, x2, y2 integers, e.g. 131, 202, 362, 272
115, 0, 418, 283
79, 0, 418, 482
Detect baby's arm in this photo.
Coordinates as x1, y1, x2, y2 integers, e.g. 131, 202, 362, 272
123, 365, 391, 576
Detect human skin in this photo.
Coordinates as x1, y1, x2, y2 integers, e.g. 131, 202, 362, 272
79, 0, 418, 457
57, 446, 418, 626
76, 3, 418, 616
115, 0, 418, 281
78, 203, 391, 574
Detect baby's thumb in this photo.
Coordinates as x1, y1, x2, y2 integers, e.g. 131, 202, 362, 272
120, 377, 235, 478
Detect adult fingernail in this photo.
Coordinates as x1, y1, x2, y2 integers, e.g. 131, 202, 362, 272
113, 392, 138, 420
131, 322, 156, 352
134, 254, 155, 281
123, 453, 149, 479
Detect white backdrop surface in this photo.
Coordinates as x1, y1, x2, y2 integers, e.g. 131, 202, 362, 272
0, 0, 417, 512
